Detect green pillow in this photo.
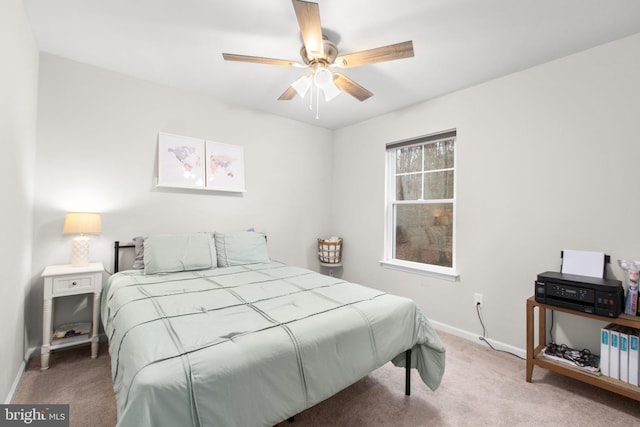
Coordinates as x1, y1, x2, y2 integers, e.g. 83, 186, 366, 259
215, 231, 269, 267
144, 233, 216, 274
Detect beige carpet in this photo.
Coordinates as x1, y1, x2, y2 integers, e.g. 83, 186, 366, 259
12, 343, 117, 426
12, 332, 640, 426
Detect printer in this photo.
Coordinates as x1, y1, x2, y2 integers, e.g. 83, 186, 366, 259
535, 271, 623, 318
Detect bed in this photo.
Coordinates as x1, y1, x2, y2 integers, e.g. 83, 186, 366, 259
102, 231, 445, 427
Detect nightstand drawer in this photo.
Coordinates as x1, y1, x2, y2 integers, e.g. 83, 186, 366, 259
52, 276, 94, 294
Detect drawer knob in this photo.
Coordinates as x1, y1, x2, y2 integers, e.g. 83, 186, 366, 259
72, 281, 77, 286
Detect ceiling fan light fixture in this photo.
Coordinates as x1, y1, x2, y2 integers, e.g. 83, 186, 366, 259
313, 67, 333, 89
291, 74, 312, 98
322, 80, 341, 102
312, 66, 340, 102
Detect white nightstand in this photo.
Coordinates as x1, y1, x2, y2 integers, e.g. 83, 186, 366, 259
41, 262, 104, 370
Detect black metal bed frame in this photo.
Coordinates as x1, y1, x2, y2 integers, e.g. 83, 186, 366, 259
113, 240, 134, 273
112, 240, 412, 422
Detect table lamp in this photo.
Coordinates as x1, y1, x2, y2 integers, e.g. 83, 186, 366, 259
62, 212, 101, 267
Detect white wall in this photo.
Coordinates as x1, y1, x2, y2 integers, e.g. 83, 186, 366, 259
27, 54, 334, 347
333, 33, 640, 353
0, 0, 39, 402
18, 23, 640, 364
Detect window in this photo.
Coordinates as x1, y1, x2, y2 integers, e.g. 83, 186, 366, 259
383, 130, 457, 280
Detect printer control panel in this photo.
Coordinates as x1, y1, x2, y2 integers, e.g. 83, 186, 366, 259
547, 283, 594, 303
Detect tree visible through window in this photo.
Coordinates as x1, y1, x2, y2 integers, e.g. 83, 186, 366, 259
385, 130, 456, 273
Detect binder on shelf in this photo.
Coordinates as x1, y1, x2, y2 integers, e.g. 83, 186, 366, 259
619, 327, 630, 383
609, 325, 621, 380
629, 329, 640, 387
600, 324, 612, 377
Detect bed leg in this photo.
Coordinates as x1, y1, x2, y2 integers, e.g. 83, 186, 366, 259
405, 348, 411, 396
114, 241, 120, 273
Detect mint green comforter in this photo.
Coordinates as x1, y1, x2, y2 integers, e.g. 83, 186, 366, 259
101, 261, 445, 427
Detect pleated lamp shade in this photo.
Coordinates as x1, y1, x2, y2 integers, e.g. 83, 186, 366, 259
62, 212, 101, 267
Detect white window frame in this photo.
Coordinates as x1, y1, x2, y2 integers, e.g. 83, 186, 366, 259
381, 130, 459, 281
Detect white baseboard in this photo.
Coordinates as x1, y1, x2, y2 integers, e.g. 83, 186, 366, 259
4, 334, 110, 403
4, 346, 37, 404
430, 320, 526, 359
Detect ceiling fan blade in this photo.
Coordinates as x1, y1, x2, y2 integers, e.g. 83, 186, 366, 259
292, 0, 324, 59
222, 53, 300, 67
334, 41, 414, 68
333, 73, 373, 101
278, 86, 298, 101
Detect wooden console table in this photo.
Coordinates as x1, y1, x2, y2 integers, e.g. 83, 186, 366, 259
526, 296, 640, 401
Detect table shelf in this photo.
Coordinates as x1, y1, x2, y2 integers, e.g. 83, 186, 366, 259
526, 296, 640, 401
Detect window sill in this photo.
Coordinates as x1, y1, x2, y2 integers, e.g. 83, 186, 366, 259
379, 260, 459, 281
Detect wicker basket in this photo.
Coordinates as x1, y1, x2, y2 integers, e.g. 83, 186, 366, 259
318, 238, 343, 265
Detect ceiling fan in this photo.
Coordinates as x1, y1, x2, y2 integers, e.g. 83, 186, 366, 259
222, 0, 414, 107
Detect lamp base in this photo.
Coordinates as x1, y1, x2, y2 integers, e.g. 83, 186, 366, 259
70, 236, 91, 267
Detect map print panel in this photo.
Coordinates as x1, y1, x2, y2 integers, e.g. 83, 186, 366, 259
158, 132, 205, 189
205, 141, 246, 192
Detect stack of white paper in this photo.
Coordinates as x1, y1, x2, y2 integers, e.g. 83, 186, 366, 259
561, 249, 605, 278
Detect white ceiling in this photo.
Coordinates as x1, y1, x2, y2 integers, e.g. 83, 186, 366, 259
23, 0, 640, 130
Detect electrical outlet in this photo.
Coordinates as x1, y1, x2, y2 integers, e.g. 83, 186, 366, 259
474, 293, 484, 308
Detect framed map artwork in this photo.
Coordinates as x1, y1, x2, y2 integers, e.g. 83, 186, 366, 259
205, 141, 246, 192
157, 133, 246, 192
157, 132, 205, 189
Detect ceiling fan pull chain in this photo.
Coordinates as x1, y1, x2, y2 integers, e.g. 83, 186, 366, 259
316, 86, 320, 119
